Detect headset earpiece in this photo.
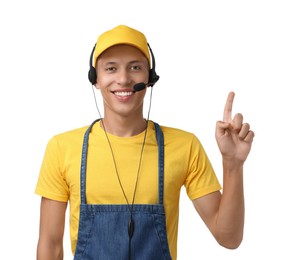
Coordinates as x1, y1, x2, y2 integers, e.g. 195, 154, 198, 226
88, 67, 97, 85
148, 68, 160, 86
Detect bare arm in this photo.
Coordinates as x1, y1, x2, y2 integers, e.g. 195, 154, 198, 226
193, 92, 254, 249
37, 197, 67, 260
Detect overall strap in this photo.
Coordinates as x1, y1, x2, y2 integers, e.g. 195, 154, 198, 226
154, 122, 165, 205
80, 119, 100, 204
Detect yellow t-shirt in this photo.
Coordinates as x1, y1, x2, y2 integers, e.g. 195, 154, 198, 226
35, 120, 221, 259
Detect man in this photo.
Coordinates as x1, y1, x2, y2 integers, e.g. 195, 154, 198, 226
35, 25, 254, 260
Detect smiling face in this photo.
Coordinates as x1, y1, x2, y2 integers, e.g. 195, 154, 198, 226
96, 44, 149, 119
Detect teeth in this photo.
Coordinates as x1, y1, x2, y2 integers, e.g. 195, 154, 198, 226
114, 92, 133, 97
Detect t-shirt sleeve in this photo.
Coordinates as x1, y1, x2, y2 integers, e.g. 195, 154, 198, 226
35, 136, 69, 202
184, 134, 222, 200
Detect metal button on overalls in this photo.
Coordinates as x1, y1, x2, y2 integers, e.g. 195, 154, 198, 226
74, 120, 172, 260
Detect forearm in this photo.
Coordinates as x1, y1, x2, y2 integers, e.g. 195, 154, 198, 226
37, 239, 63, 260
216, 160, 245, 249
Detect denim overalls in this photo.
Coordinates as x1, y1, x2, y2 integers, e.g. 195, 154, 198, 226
74, 120, 172, 260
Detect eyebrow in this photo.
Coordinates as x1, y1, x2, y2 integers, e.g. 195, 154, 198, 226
103, 61, 117, 66
128, 60, 145, 64
103, 60, 145, 65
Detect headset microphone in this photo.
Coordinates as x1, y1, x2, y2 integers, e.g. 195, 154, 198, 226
133, 77, 159, 92
133, 82, 147, 92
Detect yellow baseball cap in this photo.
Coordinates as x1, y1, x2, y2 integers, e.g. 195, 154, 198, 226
93, 25, 151, 67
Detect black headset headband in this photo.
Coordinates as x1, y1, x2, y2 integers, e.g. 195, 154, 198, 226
88, 43, 159, 86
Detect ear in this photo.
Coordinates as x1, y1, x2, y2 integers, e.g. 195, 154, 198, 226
94, 83, 100, 89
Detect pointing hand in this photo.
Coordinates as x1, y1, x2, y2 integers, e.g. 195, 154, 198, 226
215, 92, 255, 163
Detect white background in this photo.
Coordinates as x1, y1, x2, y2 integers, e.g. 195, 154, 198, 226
1, 0, 285, 259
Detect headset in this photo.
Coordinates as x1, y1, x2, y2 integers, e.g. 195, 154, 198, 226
88, 43, 160, 86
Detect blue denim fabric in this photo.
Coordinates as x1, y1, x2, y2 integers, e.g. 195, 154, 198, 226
74, 120, 172, 260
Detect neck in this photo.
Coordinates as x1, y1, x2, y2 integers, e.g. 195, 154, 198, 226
101, 115, 147, 137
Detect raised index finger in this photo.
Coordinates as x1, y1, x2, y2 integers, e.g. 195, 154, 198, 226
223, 91, 235, 122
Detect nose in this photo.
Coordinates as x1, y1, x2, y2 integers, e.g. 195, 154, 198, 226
116, 69, 132, 86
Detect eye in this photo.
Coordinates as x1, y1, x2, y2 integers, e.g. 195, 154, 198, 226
105, 66, 117, 72
130, 65, 141, 71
